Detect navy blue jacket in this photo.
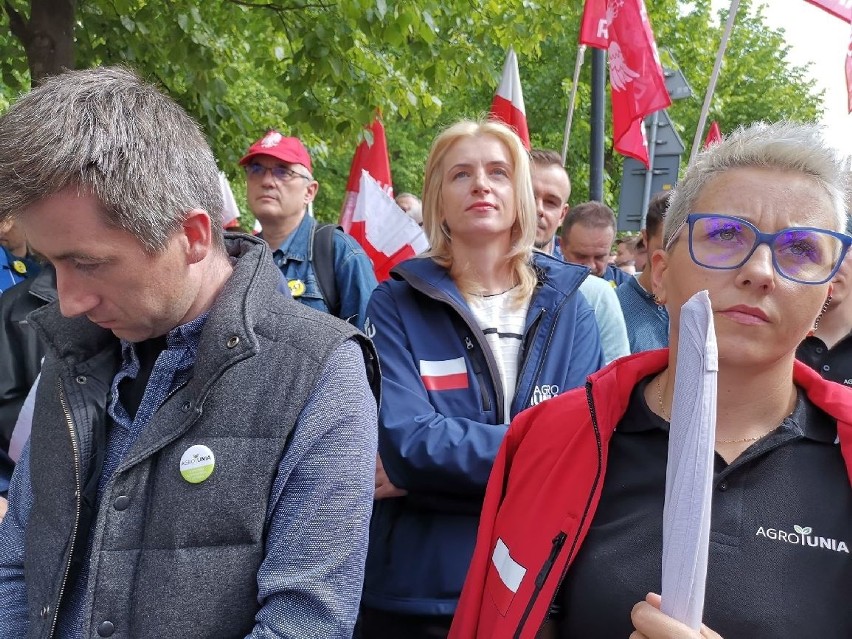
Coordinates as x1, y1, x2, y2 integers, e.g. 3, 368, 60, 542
362, 252, 604, 616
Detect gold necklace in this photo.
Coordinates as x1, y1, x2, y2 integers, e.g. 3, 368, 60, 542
654, 374, 772, 444
655, 373, 669, 421
714, 433, 767, 444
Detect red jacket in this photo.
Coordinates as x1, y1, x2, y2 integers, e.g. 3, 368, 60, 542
450, 349, 852, 638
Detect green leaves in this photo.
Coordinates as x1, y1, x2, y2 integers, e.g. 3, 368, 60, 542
0, 0, 825, 222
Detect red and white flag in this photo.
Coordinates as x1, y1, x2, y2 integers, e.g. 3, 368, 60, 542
219, 172, 242, 229
339, 118, 393, 233
847, 26, 852, 112
804, 0, 852, 113
579, 0, 609, 48
580, 0, 672, 167
487, 538, 527, 614
703, 121, 723, 148
489, 47, 530, 149
419, 357, 469, 391
804, 0, 852, 22
349, 170, 429, 282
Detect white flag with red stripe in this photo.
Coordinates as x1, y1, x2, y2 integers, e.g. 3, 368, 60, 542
419, 357, 470, 391
489, 47, 530, 149
350, 170, 429, 282
219, 172, 241, 229
339, 118, 394, 233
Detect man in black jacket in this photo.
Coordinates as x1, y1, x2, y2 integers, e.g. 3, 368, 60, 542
0, 264, 56, 500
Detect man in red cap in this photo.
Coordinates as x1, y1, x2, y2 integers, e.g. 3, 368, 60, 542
241, 131, 377, 329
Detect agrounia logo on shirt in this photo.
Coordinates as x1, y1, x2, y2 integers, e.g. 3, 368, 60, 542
755, 523, 849, 554
530, 384, 559, 406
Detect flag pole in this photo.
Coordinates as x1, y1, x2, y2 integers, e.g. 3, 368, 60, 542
688, 0, 741, 167
561, 45, 587, 166
589, 47, 606, 201
640, 111, 660, 230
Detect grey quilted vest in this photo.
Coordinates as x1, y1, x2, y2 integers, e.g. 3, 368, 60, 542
23, 234, 378, 639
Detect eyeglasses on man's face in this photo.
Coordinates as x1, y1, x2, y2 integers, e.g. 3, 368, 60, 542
245, 162, 311, 182
668, 213, 851, 285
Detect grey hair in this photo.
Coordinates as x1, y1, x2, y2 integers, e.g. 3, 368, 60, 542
664, 121, 849, 248
0, 66, 223, 253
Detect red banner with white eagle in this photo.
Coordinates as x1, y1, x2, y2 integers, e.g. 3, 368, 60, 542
580, 0, 671, 166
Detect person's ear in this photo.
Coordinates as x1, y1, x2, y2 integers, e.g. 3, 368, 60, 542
650, 248, 669, 304
558, 203, 569, 225
182, 209, 213, 265
304, 180, 319, 205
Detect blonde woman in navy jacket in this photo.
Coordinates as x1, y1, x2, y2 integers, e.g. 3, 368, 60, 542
359, 120, 604, 638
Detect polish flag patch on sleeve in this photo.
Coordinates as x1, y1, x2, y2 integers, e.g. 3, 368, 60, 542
486, 538, 527, 615
419, 357, 469, 391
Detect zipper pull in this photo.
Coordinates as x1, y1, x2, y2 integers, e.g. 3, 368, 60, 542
465, 336, 474, 350
535, 532, 567, 588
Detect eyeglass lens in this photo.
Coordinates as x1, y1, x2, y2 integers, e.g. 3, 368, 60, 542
246, 164, 301, 181
690, 215, 842, 283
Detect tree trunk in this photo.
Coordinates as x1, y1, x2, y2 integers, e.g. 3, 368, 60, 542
5, 0, 76, 84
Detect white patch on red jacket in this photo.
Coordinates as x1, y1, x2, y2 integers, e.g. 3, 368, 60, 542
419, 357, 469, 391
490, 538, 527, 611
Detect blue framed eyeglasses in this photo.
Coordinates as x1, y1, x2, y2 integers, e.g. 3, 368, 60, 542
245, 162, 311, 182
669, 213, 851, 285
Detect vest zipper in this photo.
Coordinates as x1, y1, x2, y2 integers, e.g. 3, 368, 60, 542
49, 378, 82, 639
513, 381, 605, 638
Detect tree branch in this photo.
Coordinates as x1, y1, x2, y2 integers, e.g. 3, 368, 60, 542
3, 0, 31, 47
226, 0, 332, 11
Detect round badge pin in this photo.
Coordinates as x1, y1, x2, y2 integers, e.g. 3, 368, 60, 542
180, 444, 215, 484
12, 260, 27, 275
288, 279, 306, 297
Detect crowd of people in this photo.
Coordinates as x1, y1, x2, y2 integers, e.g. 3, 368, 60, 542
0, 65, 850, 639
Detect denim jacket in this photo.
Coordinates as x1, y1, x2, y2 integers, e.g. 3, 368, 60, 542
1, 247, 40, 295
266, 214, 377, 330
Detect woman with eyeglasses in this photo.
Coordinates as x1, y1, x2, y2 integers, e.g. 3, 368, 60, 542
450, 121, 852, 639
358, 120, 604, 638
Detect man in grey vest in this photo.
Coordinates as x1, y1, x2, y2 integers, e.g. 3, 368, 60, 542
0, 66, 379, 639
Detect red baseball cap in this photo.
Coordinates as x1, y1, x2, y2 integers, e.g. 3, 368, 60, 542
239, 130, 312, 173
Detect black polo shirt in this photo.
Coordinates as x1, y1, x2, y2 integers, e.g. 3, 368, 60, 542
555, 376, 852, 638
797, 332, 852, 388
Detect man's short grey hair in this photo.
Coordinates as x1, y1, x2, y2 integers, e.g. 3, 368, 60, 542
664, 121, 849, 248
0, 65, 224, 253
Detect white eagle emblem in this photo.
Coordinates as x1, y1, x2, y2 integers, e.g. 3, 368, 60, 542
261, 131, 283, 148
606, 0, 640, 92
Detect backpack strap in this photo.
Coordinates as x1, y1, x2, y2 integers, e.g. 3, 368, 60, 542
311, 223, 341, 318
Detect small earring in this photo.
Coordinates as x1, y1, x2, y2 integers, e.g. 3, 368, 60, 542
810, 294, 832, 336
652, 294, 663, 306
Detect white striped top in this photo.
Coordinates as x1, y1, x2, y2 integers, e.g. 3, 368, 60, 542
467, 290, 529, 423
